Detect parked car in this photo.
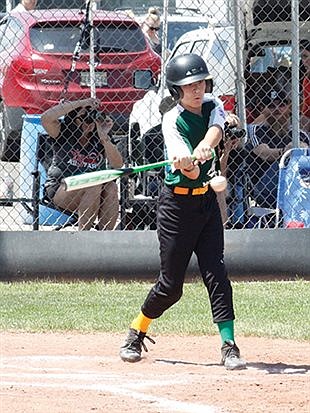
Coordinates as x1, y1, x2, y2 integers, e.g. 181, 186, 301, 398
0, 8, 161, 161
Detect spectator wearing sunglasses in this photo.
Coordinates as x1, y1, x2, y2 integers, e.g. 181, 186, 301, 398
41, 98, 123, 231
141, 7, 161, 56
246, 90, 309, 209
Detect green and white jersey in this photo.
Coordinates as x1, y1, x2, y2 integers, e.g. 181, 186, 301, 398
162, 95, 226, 188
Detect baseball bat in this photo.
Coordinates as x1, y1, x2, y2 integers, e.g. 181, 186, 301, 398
63, 151, 215, 192
63, 159, 172, 191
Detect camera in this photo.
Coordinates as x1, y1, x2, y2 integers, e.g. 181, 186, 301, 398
224, 122, 246, 141
83, 109, 106, 124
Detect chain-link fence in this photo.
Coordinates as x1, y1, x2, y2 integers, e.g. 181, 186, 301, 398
0, 0, 309, 231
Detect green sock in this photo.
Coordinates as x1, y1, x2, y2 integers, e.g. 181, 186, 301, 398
217, 320, 234, 344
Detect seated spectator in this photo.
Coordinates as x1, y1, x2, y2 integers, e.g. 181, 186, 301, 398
300, 40, 310, 134
41, 98, 123, 231
217, 114, 247, 228
141, 7, 161, 56
218, 114, 244, 176
246, 90, 309, 209
250, 41, 310, 132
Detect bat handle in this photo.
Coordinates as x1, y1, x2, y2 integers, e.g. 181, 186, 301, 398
191, 148, 216, 162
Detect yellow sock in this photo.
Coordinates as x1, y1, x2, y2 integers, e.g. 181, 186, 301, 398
130, 312, 152, 333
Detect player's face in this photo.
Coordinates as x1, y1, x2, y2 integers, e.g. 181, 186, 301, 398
181, 80, 205, 110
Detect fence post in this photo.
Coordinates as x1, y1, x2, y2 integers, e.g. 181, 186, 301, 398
291, 0, 300, 148
232, 0, 247, 132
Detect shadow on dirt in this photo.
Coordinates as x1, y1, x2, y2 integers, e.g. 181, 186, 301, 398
155, 358, 221, 367
155, 359, 310, 375
248, 362, 309, 374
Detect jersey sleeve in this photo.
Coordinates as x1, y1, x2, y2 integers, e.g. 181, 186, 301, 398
162, 109, 192, 161
207, 97, 226, 130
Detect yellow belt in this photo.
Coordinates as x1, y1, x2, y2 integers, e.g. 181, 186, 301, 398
173, 185, 209, 196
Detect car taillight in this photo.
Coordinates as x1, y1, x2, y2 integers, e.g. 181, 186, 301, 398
219, 95, 236, 112
11, 56, 34, 75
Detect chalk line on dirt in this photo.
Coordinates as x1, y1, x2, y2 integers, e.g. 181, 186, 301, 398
0, 355, 225, 413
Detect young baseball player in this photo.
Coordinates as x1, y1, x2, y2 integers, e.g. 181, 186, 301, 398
120, 53, 246, 370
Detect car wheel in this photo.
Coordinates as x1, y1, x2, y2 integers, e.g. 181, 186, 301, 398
0, 102, 20, 162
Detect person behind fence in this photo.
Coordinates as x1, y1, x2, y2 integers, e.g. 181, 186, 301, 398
140, 7, 161, 56
247, 90, 309, 209
216, 113, 246, 228
11, 0, 37, 12
119, 53, 246, 370
41, 98, 123, 231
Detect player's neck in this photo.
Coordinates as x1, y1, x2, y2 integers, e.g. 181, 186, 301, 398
181, 103, 202, 116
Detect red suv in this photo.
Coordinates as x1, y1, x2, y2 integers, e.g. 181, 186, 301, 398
0, 9, 161, 161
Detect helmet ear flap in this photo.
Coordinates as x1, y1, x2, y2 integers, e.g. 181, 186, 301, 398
169, 85, 183, 101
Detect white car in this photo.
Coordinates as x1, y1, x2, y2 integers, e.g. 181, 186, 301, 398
128, 25, 236, 153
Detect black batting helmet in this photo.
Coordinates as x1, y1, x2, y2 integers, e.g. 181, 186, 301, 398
166, 54, 213, 100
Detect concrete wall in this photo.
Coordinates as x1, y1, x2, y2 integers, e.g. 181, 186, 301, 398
0, 229, 309, 281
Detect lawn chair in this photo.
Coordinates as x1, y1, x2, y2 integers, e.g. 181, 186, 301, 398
276, 148, 310, 228
31, 133, 77, 230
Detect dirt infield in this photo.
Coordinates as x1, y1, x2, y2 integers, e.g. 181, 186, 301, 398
1, 332, 309, 413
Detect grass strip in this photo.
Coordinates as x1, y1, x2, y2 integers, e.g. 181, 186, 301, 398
0, 279, 309, 340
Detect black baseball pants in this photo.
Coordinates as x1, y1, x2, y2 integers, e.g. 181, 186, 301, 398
141, 185, 235, 323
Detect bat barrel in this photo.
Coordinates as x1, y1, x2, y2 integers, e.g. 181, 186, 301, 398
63, 169, 124, 191
62, 153, 214, 192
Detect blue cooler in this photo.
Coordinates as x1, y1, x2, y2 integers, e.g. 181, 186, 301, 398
19, 114, 73, 226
